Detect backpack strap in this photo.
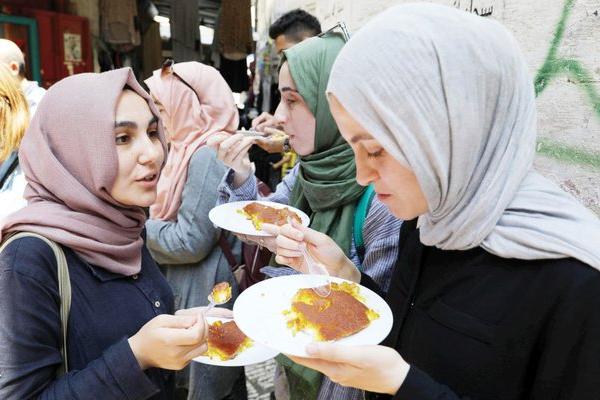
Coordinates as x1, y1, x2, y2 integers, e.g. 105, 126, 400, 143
0, 152, 19, 188
0, 232, 71, 376
218, 231, 239, 269
353, 185, 376, 267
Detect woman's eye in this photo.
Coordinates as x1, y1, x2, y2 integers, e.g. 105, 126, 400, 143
115, 134, 129, 145
366, 148, 383, 158
148, 130, 160, 139
285, 98, 296, 106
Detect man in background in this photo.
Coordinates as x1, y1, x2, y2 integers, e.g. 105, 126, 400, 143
0, 38, 45, 117
269, 8, 321, 54
252, 9, 321, 130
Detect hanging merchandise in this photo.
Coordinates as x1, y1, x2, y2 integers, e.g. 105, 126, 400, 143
212, 0, 253, 92
219, 55, 249, 93
95, 37, 114, 72
254, 40, 280, 114
170, 0, 200, 62
142, 21, 163, 79
100, 0, 141, 51
215, 0, 253, 59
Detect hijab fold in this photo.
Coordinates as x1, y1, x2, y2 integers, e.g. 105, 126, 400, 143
0, 68, 167, 275
146, 61, 238, 221
327, 3, 600, 269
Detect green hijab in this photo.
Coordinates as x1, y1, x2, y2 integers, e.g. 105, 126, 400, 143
283, 33, 364, 256
278, 33, 366, 400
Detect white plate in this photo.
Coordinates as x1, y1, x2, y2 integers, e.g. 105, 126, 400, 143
193, 317, 279, 367
233, 275, 393, 358
209, 201, 310, 237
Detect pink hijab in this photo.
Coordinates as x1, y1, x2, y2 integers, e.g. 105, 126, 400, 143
0, 68, 167, 275
145, 61, 239, 221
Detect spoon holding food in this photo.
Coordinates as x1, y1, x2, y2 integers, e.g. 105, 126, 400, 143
206, 282, 232, 314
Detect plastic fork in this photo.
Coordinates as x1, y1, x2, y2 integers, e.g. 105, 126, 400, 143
300, 242, 331, 297
285, 216, 331, 297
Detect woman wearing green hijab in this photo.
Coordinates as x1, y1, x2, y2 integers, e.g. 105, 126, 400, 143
210, 33, 402, 400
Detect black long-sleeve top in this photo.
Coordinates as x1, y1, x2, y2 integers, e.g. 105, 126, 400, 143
364, 219, 600, 400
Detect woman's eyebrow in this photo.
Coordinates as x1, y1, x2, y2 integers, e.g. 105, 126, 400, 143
114, 121, 137, 129
114, 117, 158, 129
350, 134, 371, 143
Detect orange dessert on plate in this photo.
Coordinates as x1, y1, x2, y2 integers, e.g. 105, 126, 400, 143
283, 282, 379, 341
240, 202, 302, 230
205, 320, 253, 361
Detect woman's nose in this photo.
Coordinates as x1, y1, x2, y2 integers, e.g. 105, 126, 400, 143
275, 113, 288, 125
138, 138, 163, 165
355, 155, 378, 186
273, 102, 288, 125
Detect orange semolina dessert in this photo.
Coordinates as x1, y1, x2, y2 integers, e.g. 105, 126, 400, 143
283, 282, 379, 341
239, 202, 302, 230
210, 282, 232, 304
204, 320, 253, 361
270, 132, 287, 140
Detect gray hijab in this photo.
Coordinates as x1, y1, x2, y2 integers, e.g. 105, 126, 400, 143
327, 3, 600, 269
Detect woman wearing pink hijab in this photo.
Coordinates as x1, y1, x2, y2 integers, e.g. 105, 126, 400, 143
144, 61, 246, 400
0, 68, 229, 399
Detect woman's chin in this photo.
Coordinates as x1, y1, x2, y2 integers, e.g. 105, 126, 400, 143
117, 193, 157, 208
289, 138, 313, 157
137, 196, 157, 208
388, 203, 420, 221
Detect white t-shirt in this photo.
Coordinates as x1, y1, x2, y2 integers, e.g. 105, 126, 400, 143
0, 165, 27, 222
22, 80, 46, 117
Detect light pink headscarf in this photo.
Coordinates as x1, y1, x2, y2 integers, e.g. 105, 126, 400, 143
0, 68, 167, 275
145, 61, 239, 221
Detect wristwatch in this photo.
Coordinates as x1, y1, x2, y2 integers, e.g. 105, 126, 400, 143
283, 137, 291, 152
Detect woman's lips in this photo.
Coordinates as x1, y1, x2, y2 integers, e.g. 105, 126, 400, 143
376, 193, 391, 201
136, 174, 158, 188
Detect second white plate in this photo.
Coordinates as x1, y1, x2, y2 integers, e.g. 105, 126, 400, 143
209, 200, 310, 237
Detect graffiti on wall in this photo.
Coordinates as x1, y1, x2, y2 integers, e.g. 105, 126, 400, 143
455, 0, 600, 170
534, 0, 600, 170
450, 0, 599, 210
452, 0, 494, 16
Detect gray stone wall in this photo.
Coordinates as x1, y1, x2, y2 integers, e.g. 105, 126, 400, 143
258, 0, 600, 214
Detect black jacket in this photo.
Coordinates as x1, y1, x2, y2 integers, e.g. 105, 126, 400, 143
365, 219, 600, 400
0, 236, 175, 399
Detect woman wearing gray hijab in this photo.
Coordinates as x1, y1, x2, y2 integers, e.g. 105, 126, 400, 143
267, 4, 600, 399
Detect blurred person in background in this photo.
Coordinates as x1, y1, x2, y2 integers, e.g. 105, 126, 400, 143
145, 60, 246, 400
0, 63, 29, 221
0, 38, 45, 117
